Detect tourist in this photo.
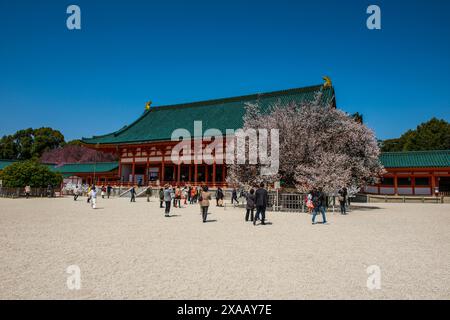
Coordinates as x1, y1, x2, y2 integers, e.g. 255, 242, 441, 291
199, 185, 212, 223
159, 187, 164, 208
130, 186, 136, 202
306, 190, 314, 214
163, 184, 172, 217
338, 186, 347, 215
190, 187, 196, 204
87, 185, 92, 203
312, 187, 327, 224
107, 184, 112, 198
182, 186, 188, 205
253, 183, 268, 225
146, 184, 153, 202
187, 185, 192, 203
245, 188, 256, 222
73, 185, 80, 201
89, 186, 97, 209
101, 185, 106, 199
174, 185, 181, 208
231, 188, 238, 205
24, 185, 31, 199
215, 187, 224, 207
47, 184, 53, 198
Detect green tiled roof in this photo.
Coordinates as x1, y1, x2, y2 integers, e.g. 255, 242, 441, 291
82, 85, 335, 145
51, 162, 118, 174
380, 150, 450, 168
0, 160, 17, 170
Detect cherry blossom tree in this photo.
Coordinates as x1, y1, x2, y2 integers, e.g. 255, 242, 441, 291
226, 91, 385, 193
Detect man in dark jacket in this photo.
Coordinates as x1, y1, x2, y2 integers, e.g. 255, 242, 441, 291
254, 183, 269, 225
312, 187, 327, 224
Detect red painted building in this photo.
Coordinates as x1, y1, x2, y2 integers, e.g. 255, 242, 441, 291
81, 84, 336, 186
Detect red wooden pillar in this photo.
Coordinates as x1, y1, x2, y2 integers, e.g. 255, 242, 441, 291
205, 165, 209, 184
118, 162, 122, 184
145, 148, 150, 184
212, 161, 216, 186
223, 165, 227, 183
132, 150, 136, 185
394, 173, 398, 196
194, 163, 198, 184
188, 165, 192, 182
411, 176, 416, 195
177, 163, 181, 184
161, 151, 165, 185
431, 172, 436, 196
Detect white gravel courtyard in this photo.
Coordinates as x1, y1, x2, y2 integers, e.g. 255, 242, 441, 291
0, 196, 449, 299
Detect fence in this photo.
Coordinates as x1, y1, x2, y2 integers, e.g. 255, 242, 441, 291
0, 187, 62, 198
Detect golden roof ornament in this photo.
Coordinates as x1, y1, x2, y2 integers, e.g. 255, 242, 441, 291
145, 101, 152, 110
322, 76, 332, 88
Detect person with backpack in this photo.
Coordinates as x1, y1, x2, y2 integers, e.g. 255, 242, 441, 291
312, 187, 327, 225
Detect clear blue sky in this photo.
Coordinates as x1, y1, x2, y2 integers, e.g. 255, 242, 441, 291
0, 0, 449, 141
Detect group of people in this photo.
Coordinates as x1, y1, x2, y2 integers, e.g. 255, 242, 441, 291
69, 181, 348, 225
305, 186, 349, 224
159, 184, 212, 222
242, 183, 269, 225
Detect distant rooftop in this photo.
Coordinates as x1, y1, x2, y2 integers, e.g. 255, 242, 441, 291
380, 150, 450, 168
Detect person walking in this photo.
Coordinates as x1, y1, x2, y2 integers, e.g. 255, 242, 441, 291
306, 190, 314, 214
190, 187, 196, 204
215, 187, 224, 207
312, 187, 327, 224
159, 187, 164, 208
24, 185, 31, 199
163, 184, 172, 217
245, 188, 256, 222
199, 186, 212, 223
73, 185, 80, 201
107, 184, 112, 198
87, 185, 92, 203
130, 186, 136, 202
254, 183, 268, 225
174, 186, 181, 208
146, 184, 153, 202
101, 185, 106, 199
338, 186, 347, 215
89, 186, 97, 209
231, 188, 239, 205
182, 186, 188, 205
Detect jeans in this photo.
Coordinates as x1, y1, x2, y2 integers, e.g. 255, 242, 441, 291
339, 201, 346, 214
165, 201, 171, 214
160, 200, 164, 208
312, 205, 327, 223
254, 206, 266, 224
245, 209, 254, 221
201, 206, 209, 222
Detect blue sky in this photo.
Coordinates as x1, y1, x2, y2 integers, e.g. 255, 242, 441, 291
0, 0, 449, 141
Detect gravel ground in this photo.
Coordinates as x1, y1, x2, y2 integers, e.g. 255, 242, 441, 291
0, 196, 449, 300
